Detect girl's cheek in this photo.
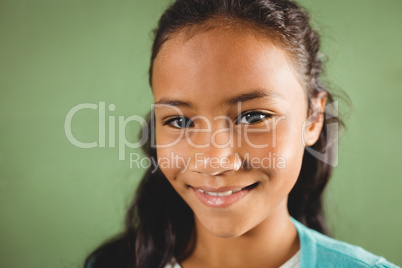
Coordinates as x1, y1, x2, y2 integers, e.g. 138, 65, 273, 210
240, 117, 289, 155
156, 141, 191, 179
240, 118, 304, 171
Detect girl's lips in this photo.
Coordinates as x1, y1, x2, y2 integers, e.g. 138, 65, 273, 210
191, 182, 258, 208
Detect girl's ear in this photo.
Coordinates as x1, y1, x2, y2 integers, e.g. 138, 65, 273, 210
303, 91, 327, 147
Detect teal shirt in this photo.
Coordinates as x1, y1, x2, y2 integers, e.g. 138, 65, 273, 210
291, 217, 399, 267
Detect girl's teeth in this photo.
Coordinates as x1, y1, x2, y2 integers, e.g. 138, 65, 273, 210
197, 188, 243, 196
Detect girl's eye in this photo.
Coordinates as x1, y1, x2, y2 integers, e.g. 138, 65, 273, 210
236, 111, 272, 125
163, 116, 195, 129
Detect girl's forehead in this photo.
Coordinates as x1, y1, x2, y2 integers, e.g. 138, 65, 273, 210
155, 26, 282, 68
152, 27, 305, 107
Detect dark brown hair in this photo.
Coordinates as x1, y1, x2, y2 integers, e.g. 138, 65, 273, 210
84, 0, 344, 267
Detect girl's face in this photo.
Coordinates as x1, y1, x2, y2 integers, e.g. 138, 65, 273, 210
152, 26, 324, 238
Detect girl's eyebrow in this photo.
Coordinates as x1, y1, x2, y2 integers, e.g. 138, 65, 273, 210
154, 88, 280, 108
154, 99, 193, 108
225, 88, 281, 105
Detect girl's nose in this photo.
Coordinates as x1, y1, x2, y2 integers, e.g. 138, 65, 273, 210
193, 152, 242, 176
187, 124, 242, 175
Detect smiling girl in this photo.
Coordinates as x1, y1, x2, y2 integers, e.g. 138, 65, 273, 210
85, 0, 397, 267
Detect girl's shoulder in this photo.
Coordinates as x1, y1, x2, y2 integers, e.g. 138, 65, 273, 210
291, 218, 399, 268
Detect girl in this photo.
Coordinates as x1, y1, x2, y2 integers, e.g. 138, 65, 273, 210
85, 0, 398, 267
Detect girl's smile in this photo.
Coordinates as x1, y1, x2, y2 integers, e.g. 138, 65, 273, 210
190, 181, 260, 208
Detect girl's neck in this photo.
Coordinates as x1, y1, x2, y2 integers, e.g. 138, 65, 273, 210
181, 200, 300, 268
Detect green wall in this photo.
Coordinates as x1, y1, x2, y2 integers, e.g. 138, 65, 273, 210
0, 0, 401, 267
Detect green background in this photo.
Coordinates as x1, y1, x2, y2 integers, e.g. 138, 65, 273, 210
1, 0, 401, 267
